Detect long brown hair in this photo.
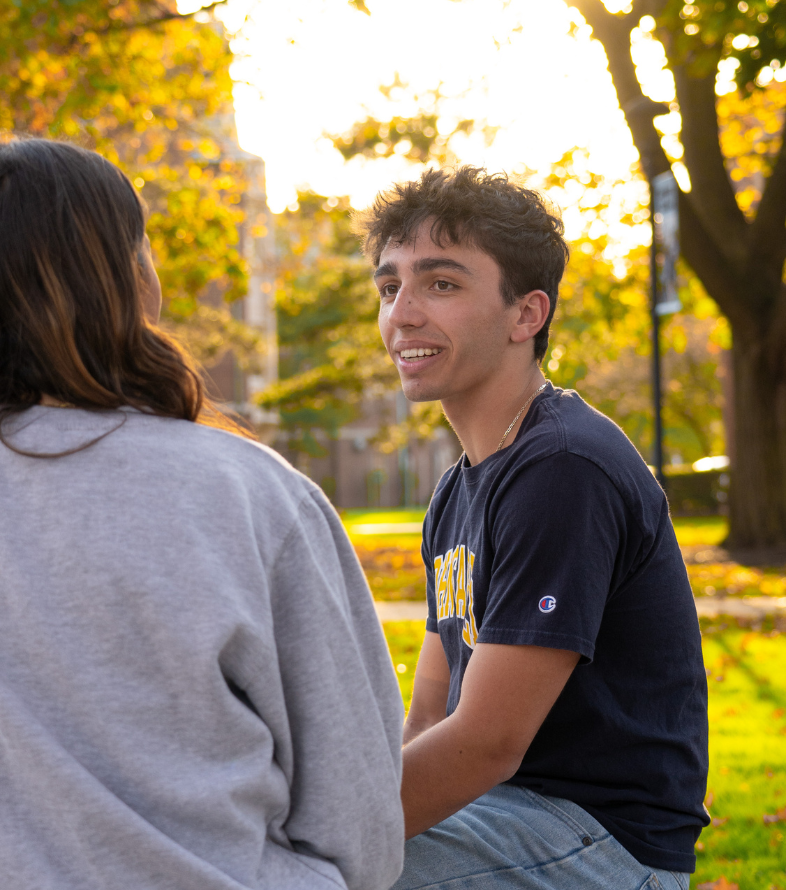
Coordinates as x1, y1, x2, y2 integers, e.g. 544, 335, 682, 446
0, 137, 250, 451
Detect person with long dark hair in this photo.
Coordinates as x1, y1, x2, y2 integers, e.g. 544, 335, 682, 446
0, 138, 404, 890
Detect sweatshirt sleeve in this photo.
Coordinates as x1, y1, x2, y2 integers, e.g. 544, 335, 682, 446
262, 488, 405, 890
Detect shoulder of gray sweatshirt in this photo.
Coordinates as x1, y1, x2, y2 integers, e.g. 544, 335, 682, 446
0, 407, 404, 890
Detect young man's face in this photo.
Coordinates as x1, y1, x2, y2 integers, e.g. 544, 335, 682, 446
376, 220, 523, 405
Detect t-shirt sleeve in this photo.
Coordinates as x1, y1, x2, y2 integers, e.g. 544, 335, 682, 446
422, 517, 439, 633
478, 452, 631, 663
423, 468, 458, 634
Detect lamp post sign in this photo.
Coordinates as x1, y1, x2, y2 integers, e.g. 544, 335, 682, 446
652, 170, 681, 316
649, 169, 681, 487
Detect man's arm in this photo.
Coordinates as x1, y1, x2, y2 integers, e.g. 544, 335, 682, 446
403, 631, 450, 745
401, 642, 579, 839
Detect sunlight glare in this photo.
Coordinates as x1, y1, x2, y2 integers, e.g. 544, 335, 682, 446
180, 0, 688, 234
221, 0, 645, 213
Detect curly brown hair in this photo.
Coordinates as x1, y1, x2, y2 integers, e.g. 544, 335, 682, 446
353, 166, 569, 362
0, 137, 249, 454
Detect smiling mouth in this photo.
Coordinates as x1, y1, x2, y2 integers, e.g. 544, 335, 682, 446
397, 347, 444, 365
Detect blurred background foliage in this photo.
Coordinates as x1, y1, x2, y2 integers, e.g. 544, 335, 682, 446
659, 0, 786, 89
257, 191, 397, 455
717, 79, 786, 218
0, 0, 268, 372
263, 123, 730, 466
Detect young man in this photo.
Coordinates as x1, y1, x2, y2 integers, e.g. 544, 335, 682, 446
355, 167, 709, 890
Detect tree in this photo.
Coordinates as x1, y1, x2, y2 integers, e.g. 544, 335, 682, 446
0, 0, 268, 371
569, 0, 786, 550
257, 191, 398, 455
573, 267, 728, 463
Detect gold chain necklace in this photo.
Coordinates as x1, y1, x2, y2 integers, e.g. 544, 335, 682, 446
496, 381, 548, 452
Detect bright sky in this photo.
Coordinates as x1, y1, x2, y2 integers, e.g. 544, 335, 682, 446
179, 0, 682, 224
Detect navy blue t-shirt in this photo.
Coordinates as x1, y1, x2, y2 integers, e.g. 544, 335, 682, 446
423, 384, 709, 873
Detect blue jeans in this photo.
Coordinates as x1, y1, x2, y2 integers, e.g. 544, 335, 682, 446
391, 785, 691, 890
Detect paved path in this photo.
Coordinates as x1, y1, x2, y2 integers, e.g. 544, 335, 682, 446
694, 595, 786, 619
374, 601, 429, 622
375, 596, 786, 623
350, 522, 423, 535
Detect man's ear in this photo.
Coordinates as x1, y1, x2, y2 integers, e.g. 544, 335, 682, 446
509, 290, 550, 344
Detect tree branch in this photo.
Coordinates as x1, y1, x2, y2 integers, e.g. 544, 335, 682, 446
571, 0, 674, 186
571, 0, 761, 335
94, 1, 226, 35
672, 67, 748, 270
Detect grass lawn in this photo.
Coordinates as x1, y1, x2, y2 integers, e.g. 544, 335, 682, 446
354, 543, 425, 601
673, 516, 729, 548
342, 507, 428, 526
348, 512, 786, 603
695, 624, 786, 889
382, 620, 786, 890
342, 510, 725, 542
673, 518, 786, 602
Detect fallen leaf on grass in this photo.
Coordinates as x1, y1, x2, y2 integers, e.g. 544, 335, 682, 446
696, 877, 739, 890
763, 806, 786, 824
711, 816, 729, 827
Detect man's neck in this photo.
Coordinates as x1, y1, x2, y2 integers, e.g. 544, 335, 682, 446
442, 365, 547, 467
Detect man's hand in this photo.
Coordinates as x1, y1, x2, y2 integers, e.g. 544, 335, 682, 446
401, 641, 579, 839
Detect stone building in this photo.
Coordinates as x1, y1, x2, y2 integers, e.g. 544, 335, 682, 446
273, 391, 461, 509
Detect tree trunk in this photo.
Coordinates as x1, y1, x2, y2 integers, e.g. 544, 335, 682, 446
727, 329, 786, 551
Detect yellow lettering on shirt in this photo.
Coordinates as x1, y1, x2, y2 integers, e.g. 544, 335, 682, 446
445, 548, 457, 619
455, 545, 466, 619
433, 553, 444, 620
433, 544, 476, 643
462, 550, 478, 649
435, 549, 450, 621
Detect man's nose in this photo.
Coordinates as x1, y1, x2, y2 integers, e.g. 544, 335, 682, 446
387, 287, 426, 328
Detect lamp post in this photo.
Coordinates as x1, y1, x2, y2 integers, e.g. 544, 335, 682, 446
624, 96, 677, 490
649, 167, 681, 488
648, 174, 665, 488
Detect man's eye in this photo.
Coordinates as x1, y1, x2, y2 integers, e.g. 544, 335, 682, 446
434, 280, 453, 291
380, 283, 398, 297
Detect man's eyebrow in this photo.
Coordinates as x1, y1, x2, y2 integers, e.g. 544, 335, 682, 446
413, 257, 473, 276
374, 261, 397, 280
374, 257, 474, 279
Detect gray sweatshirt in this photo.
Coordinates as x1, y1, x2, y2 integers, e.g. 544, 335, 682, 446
0, 407, 404, 890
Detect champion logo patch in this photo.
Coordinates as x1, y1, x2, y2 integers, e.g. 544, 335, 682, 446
538, 596, 557, 613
